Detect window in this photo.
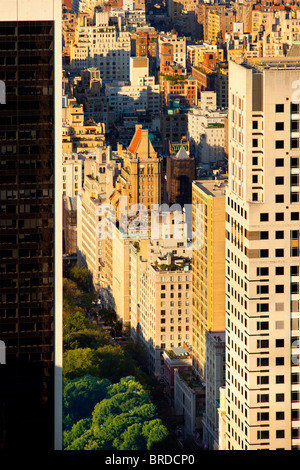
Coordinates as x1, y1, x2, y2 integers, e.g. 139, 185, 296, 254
275, 158, 284, 167
276, 375, 284, 384
275, 122, 284, 130
275, 285, 284, 293
260, 249, 269, 258
257, 357, 269, 367
291, 283, 299, 294
252, 120, 258, 129
276, 104, 284, 112
291, 174, 299, 186
275, 177, 284, 185
257, 375, 269, 384
275, 231, 284, 239
276, 213, 284, 221
291, 212, 299, 220
276, 430, 285, 439
292, 373, 299, 384
276, 339, 284, 347
276, 267, 284, 275
275, 140, 284, 149
291, 192, 299, 203
275, 194, 284, 203
252, 156, 258, 165
276, 412, 285, 420
257, 412, 269, 421
276, 249, 284, 257
257, 303, 269, 312
291, 266, 299, 276
291, 138, 299, 149
257, 339, 269, 348
257, 321, 269, 330
257, 430, 269, 440
260, 231, 269, 239
276, 393, 285, 402
257, 394, 269, 403
257, 267, 269, 276
257, 285, 269, 294
276, 357, 284, 366
252, 175, 258, 184
252, 138, 258, 147
260, 213, 269, 222
291, 157, 299, 168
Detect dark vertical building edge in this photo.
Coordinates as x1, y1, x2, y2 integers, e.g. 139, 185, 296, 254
0, 20, 56, 450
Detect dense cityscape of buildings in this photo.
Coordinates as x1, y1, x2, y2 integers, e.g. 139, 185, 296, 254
0, 0, 300, 452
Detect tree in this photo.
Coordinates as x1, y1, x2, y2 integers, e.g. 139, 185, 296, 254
63, 348, 100, 379
96, 345, 136, 382
64, 309, 90, 335
63, 418, 92, 449
64, 374, 111, 429
106, 375, 146, 398
118, 423, 147, 450
98, 308, 117, 326
124, 338, 148, 370
68, 265, 91, 292
64, 328, 111, 352
63, 376, 170, 451
146, 422, 170, 450
79, 291, 97, 315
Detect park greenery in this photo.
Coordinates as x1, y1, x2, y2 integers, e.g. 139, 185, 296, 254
63, 375, 170, 450
62, 264, 172, 451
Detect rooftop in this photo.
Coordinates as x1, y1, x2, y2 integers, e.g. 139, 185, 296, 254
242, 57, 300, 71
208, 330, 226, 343
193, 178, 228, 198
164, 346, 191, 360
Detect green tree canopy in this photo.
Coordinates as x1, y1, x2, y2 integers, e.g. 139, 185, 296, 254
68, 265, 91, 292
63, 348, 100, 379
96, 345, 136, 383
64, 374, 111, 428
63, 376, 169, 451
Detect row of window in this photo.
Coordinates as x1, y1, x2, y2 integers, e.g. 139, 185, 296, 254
259, 247, 299, 257
260, 212, 300, 223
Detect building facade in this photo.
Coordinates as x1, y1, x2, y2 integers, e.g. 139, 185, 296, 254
0, 0, 62, 450
202, 330, 225, 450
225, 59, 300, 450
192, 180, 227, 380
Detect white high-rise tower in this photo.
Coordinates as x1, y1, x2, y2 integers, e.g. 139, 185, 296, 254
225, 59, 300, 450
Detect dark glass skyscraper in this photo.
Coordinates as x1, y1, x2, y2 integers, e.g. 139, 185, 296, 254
0, 0, 62, 450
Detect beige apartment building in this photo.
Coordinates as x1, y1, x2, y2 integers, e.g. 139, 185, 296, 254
129, 211, 194, 376
225, 59, 300, 450
77, 144, 121, 291
187, 92, 227, 164
62, 97, 106, 154
62, 154, 83, 198
192, 180, 227, 381
158, 32, 186, 70
206, 8, 236, 44
139, 254, 192, 377
105, 57, 160, 121
187, 43, 224, 69
70, 17, 131, 81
